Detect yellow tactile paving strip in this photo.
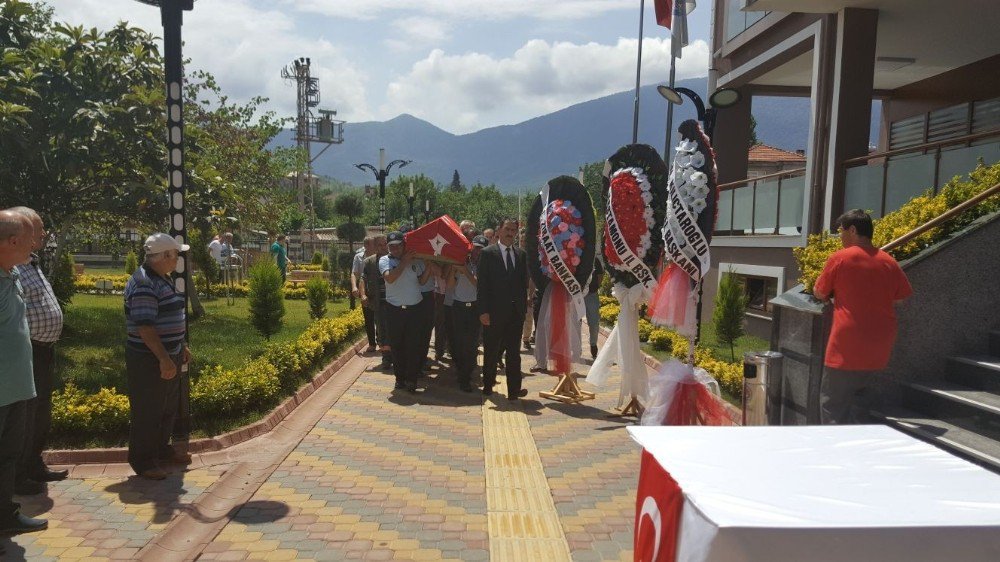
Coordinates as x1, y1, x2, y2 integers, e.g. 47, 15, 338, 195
483, 379, 573, 561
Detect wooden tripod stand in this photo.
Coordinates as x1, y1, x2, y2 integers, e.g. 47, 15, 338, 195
540, 372, 596, 404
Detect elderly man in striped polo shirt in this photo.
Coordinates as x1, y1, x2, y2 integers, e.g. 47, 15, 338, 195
124, 233, 192, 480
8, 207, 68, 496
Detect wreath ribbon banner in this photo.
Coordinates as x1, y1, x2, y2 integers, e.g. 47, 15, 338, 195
606, 176, 657, 289
663, 161, 710, 282
539, 182, 586, 316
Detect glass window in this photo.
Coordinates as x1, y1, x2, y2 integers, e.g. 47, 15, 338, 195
725, 0, 770, 41
739, 274, 778, 313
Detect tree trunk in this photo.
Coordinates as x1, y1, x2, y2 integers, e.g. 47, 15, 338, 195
187, 267, 205, 319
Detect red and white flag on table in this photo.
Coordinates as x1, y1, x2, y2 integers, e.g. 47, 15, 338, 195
654, 1, 696, 58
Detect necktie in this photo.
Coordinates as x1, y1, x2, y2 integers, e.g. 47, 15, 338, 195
505, 248, 514, 272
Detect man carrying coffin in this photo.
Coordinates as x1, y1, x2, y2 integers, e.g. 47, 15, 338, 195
478, 218, 529, 400
449, 235, 487, 392
380, 232, 437, 393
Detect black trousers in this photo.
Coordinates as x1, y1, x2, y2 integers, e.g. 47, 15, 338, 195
385, 303, 422, 386
0, 400, 26, 521
374, 299, 388, 348
450, 302, 480, 387
362, 305, 377, 347
18, 343, 55, 477
417, 291, 435, 368
434, 296, 452, 358
483, 311, 524, 397
125, 348, 181, 474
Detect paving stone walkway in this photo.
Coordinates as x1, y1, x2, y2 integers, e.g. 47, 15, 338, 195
5, 330, 644, 561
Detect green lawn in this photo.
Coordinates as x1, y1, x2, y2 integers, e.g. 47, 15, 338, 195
56, 294, 349, 393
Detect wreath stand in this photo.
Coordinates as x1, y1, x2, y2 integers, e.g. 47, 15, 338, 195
540, 372, 596, 404
609, 394, 644, 418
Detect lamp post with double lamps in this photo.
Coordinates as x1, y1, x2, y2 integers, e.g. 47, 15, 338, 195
355, 148, 411, 231
656, 85, 741, 346
133, 0, 195, 443
406, 182, 416, 227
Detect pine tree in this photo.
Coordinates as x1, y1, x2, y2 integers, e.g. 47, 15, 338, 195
305, 277, 330, 319
124, 251, 138, 275
248, 259, 285, 339
450, 169, 464, 192
713, 269, 750, 361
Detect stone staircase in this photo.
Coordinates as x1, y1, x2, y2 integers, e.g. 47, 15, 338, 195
875, 329, 1000, 474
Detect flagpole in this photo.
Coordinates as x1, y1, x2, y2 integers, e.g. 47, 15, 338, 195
664, 51, 677, 161
632, 0, 645, 144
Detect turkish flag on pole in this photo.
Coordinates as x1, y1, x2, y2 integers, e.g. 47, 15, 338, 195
654, 0, 673, 28
403, 215, 472, 264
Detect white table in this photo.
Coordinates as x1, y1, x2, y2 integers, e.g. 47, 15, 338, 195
628, 425, 1000, 562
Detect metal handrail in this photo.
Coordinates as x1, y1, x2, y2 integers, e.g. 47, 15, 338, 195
880, 181, 1000, 254
844, 128, 1000, 166
717, 166, 806, 191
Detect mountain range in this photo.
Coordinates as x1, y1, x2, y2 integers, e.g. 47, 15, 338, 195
272, 78, 879, 191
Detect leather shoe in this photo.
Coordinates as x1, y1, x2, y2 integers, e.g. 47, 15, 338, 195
508, 388, 528, 400
591, 344, 599, 359
160, 452, 192, 465
0, 512, 48, 535
13, 479, 44, 496
482, 386, 493, 396
30, 467, 69, 482
138, 468, 167, 480
405, 382, 418, 394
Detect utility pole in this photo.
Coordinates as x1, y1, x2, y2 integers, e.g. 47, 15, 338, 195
281, 58, 344, 258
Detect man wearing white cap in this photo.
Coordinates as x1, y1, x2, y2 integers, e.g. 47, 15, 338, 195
123, 233, 192, 480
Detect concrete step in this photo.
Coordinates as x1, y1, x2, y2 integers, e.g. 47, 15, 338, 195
991, 330, 1000, 357
900, 380, 1000, 438
946, 355, 1000, 392
873, 407, 1000, 475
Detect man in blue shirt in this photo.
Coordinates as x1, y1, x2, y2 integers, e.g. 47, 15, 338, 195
379, 232, 437, 393
0, 209, 48, 537
124, 233, 192, 480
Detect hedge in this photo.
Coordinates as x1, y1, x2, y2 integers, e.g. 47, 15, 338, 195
74, 273, 347, 300
795, 161, 1000, 292
49, 308, 364, 438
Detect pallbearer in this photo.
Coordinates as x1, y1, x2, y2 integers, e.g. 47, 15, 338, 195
449, 235, 487, 392
380, 232, 437, 393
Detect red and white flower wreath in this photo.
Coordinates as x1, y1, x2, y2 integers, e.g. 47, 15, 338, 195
606, 166, 655, 273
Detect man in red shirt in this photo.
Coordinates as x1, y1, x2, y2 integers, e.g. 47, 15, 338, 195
813, 209, 913, 424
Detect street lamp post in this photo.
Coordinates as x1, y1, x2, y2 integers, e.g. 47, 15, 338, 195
406, 182, 416, 228
355, 148, 411, 231
134, 0, 195, 444
656, 85, 742, 348
423, 199, 431, 225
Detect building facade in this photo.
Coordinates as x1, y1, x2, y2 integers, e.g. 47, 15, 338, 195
705, 0, 1000, 338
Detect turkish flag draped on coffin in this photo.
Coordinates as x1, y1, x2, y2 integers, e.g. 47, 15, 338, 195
634, 449, 683, 562
404, 215, 472, 264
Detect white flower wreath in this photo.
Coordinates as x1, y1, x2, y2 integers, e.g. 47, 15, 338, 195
671, 138, 710, 217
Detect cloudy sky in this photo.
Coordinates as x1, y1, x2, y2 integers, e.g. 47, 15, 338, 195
37, 0, 712, 134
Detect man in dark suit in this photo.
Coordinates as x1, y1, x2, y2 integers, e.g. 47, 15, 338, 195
477, 218, 529, 400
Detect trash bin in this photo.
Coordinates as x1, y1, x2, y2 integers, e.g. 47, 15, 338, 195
742, 351, 784, 426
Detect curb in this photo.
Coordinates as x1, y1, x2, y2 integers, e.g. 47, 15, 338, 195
596, 324, 743, 423
43, 337, 368, 466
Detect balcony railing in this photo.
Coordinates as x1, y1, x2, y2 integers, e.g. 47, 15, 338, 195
715, 167, 807, 236
842, 128, 1000, 218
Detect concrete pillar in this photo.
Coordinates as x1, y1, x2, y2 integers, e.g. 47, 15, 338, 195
823, 8, 879, 229
712, 86, 753, 185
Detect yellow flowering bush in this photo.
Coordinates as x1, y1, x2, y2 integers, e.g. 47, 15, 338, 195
74, 273, 324, 300
599, 303, 620, 325
637, 318, 654, 342
795, 161, 1000, 291
51, 383, 130, 434
647, 327, 743, 398
599, 295, 617, 308
191, 359, 281, 416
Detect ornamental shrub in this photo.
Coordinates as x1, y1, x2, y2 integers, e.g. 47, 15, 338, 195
713, 269, 749, 362
305, 278, 330, 319
795, 160, 1000, 291
51, 383, 130, 435
646, 327, 743, 399
321, 257, 330, 272
248, 259, 285, 339
124, 251, 138, 275
190, 359, 281, 416
49, 250, 76, 308
599, 303, 620, 325
638, 318, 654, 342
311, 251, 324, 265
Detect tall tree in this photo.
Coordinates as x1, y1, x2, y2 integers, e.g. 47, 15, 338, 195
450, 169, 464, 192
749, 114, 760, 147
0, 4, 166, 261
713, 269, 749, 361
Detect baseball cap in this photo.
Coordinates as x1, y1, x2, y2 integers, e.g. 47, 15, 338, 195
472, 235, 488, 248
387, 231, 405, 245
143, 232, 190, 254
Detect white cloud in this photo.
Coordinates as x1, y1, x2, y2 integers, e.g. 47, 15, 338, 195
289, 0, 636, 21
386, 16, 452, 52
38, 0, 373, 123
382, 37, 709, 134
